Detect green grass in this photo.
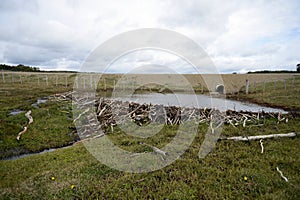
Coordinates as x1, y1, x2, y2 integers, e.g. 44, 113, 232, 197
229, 75, 300, 110
0, 122, 299, 199
0, 73, 299, 199
0, 76, 77, 159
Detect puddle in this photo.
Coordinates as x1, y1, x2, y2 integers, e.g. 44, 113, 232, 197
9, 109, 25, 116
3, 145, 73, 161
31, 98, 48, 108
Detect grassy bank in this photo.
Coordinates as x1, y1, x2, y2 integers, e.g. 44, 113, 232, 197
228, 75, 300, 111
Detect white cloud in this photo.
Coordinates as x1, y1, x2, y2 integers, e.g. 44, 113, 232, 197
0, 0, 299, 73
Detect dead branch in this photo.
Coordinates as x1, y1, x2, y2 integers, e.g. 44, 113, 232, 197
25, 110, 33, 124
276, 167, 289, 182
73, 108, 90, 123
259, 139, 264, 153
223, 132, 298, 141
16, 126, 28, 140
141, 142, 167, 157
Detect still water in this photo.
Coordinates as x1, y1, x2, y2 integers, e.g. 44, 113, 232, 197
111, 92, 285, 113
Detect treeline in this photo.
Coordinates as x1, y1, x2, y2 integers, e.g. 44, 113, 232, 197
0, 64, 40, 72
247, 70, 299, 74
0, 64, 77, 73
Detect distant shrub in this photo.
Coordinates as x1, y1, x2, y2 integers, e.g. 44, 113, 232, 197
0, 64, 40, 72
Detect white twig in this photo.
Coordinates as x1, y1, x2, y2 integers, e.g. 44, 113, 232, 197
243, 116, 248, 127
17, 110, 33, 140
25, 110, 33, 124
141, 142, 167, 157
276, 167, 289, 182
259, 139, 264, 153
16, 126, 28, 140
73, 108, 90, 123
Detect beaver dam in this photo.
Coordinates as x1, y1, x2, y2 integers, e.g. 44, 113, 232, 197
71, 91, 297, 139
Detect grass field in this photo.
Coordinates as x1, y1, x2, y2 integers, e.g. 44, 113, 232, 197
0, 72, 299, 199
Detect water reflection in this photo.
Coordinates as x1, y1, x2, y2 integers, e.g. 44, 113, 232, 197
98, 91, 285, 113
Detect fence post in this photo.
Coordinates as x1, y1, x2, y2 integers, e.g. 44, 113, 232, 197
245, 79, 249, 94
46, 75, 48, 86
65, 75, 68, 88
2, 70, 4, 83
292, 77, 295, 86
19, 75, 22, 84
94, 77, 97, 89
90, 75, 93, 89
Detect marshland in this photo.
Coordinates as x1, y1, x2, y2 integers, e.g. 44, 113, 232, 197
0, 72, 299, 199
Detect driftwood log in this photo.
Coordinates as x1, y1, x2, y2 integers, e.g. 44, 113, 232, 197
221, 132, 298, 141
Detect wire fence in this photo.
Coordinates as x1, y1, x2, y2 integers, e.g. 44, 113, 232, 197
1, 70, 299, 95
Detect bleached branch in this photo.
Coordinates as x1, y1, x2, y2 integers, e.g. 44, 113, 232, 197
224, 132, 298, 141
259, 139, 264, 154
16, 126, 28, 140
276, 167, 289, 182
25, 110, 33, 124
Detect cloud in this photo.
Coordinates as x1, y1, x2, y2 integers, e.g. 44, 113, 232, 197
0, 0, 299, 73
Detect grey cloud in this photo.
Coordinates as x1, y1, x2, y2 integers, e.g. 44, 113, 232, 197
0, 0, 299, 73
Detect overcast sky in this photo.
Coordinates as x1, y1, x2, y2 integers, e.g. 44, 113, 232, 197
0, 0, 299, 73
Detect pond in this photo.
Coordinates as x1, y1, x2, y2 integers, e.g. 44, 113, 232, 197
111, 92, 286, 113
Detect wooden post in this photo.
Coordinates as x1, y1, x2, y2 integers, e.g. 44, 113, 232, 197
245, 79, 249, 94
46, 75, 48, 86
19, 75, 22, 84
90, 75, 93, 89
132, 81, 134, 92
75, 77, 78, 89
292, 77, 295, 86
1, 70, 4, 83
94, 77, 97, 89
65, 75, 68, 88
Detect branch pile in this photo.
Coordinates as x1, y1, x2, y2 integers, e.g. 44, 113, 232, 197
71, 96, 294, 137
